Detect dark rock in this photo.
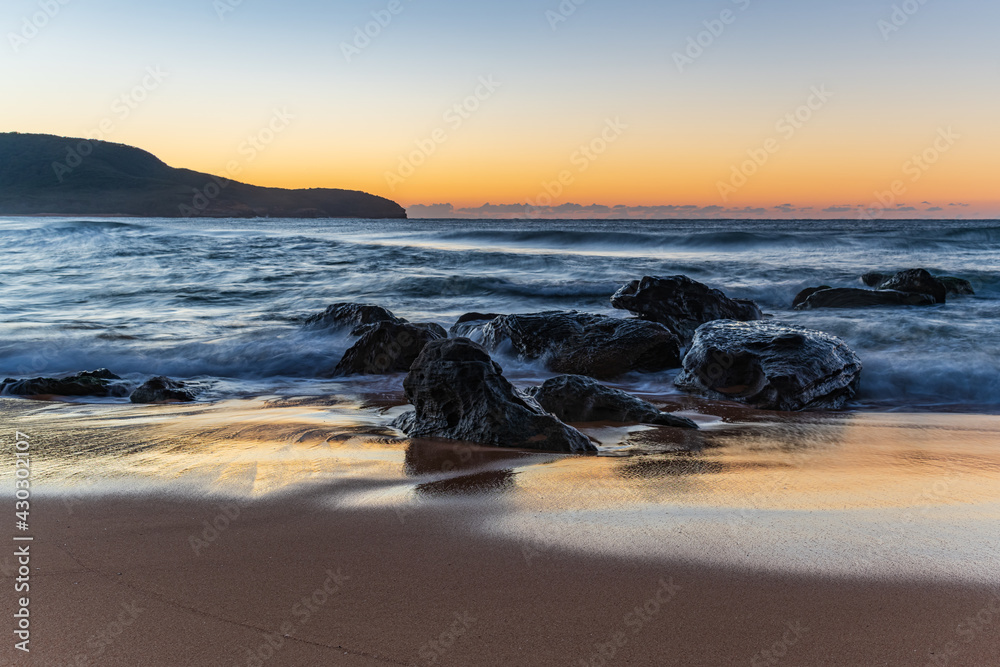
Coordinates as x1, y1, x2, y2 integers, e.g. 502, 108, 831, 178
795, 287, 937, 309
130, 376, 196, 403
675, 320, 862, 411
353, 320, 446, 339
937, 276, 975, 296
525, 375, 698, 429
333, 321, 445, 376
450, 313, 504, 337
408, 322, 448, 338
861, 272, 888, 287
1, 369, 127, 398
611, 275, 763, 344
392, 338, 595, 454
792, 286, 831, 308
877, 269, 946, 304
305, 303, 402, 332
462, 312, 682, 379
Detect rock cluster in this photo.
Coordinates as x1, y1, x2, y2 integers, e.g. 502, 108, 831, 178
797, 268, 973, 309
452, 311, 682, 379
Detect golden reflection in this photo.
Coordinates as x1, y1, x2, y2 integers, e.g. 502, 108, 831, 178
3, 397, 1000, 518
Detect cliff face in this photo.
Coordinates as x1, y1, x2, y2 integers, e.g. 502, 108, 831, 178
0, 133, 407, 219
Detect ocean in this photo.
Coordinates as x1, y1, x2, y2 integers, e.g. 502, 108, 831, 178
1, 216, 998, 412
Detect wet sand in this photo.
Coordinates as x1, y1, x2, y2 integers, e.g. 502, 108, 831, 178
2, 397, 1000, 665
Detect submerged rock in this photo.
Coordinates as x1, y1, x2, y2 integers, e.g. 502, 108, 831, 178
525, 375, 698, 429
937, 276, 975, 296
392, 338, 595, 454
334, 321, 445, 376
877, 269, 947, 304
1, 369, 128, 398
675, 320, 862, 411
305, 303, 402, 332
862, 269, 973, 297
458, 311, 682, 379
792, 285, 831, 308
861, 272, 888, 287
794, 287, 936, 309
611, 275, 763, 344
130, 376, 196, 403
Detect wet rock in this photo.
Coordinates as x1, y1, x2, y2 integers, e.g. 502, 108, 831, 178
792, 286, 831, 308
1, 369, 128, 398
794, 287, 937, 309
450, 313, 504, 338
305, 303, 402, 333
333, 321, 445, 376
408, 322, 448, 338
524, 375, 698, 428
392, 338, 595, 454
675, 320, 862, 411
936, 276, 975, 296
877, 268, 947, 304
861, 272, 888, 287
460, 311, 682, 379
130, 376, 196, 403
863, 270, 974, 297
611, 275, 763, 344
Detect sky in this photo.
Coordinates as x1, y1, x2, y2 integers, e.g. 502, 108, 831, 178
2, 0, 998, 219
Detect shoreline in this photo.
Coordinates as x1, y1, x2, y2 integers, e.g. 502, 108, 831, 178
3, 389, 1000, 664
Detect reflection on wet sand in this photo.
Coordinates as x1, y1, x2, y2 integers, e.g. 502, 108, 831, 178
4, 396, 1000, 582
404, 438, 540, 498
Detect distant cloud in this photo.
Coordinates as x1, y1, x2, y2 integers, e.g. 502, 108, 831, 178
407, 203, 457, 217
406, 201, 984, 219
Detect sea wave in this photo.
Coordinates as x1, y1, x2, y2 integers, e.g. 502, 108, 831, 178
0, 216, 997, 411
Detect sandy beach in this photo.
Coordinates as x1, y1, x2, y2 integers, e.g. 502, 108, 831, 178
4, 395, 999, 666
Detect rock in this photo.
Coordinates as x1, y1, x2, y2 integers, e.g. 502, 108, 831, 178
794, 287, 937, 309
461, 311, 682, 379
524, 375, 698, 429
863, 270, 973, 297
674, 320, 862, 411
876, 269, 946, 304
1, 369, 128, 398
408, 322, 448, 338
333, 321, 445, 376
937, 276, 975, 296
792, 286, 831, 308
392, 338, 596, 453
611, 275, 763, 344
861, 272, 888, 287
305, 303, 402, 332
450, 313, 504, 337
130, 376, 196, 403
